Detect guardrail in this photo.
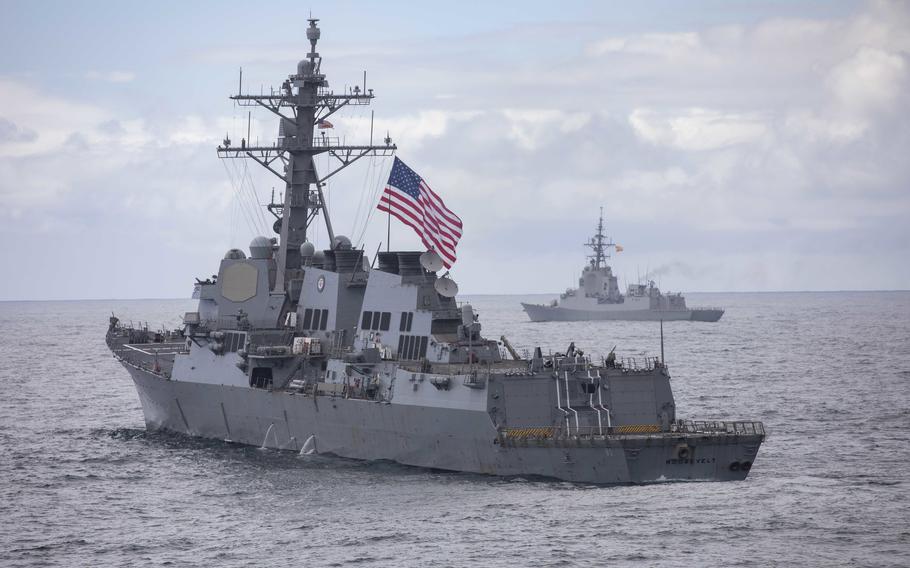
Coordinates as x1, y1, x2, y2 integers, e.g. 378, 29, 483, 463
614, 356, 661, 371
502, 419, 765, 441
673, 420, 765, 436
541, 353, 663, 373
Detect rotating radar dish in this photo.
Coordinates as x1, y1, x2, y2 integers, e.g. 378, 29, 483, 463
434, 274, 459, 298
419, 250, 444, 272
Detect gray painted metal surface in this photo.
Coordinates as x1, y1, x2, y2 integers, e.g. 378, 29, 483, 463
105, 20, 761, 484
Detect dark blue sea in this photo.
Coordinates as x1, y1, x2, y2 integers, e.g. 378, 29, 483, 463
1, 292, 908, 567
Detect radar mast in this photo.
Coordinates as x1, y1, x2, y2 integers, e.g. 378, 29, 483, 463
217, 18, 396, 295
584, 207, 615, 270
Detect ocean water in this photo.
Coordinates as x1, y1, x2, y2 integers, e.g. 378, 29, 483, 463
1, 291, 908, 567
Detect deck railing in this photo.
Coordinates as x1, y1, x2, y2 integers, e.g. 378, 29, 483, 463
673, 420, 765, 436
503, 419, 765, 441
541, 353, 663, 373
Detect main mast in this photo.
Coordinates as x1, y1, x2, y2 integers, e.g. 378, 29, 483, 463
584, 207, 614, 269
217, 18, 396, 296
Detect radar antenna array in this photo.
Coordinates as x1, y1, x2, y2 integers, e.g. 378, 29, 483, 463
585, 206, 615, 270
434, 273, 459, 298
419, 250, 444, 272
215, 18, 397, 299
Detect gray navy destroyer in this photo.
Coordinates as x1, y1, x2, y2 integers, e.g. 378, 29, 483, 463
106, 20, 763, 484
523, 211, 725, 322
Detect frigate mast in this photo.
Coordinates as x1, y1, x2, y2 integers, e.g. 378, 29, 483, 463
584, 207, 614, 270
217, 18, 396, 294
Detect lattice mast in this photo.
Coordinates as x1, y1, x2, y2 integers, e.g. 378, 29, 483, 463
217, 19, 396, 293
584, 207, 615, 269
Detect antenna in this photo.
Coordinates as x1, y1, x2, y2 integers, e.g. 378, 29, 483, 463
583, 207, 614, 270
217, 18, 396, 300
371, 242, 382, 268
435, 273, 459, 298
660, 319, 665, 365
420, 250, 444, 272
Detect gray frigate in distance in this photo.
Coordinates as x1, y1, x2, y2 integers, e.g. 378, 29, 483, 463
522, 210, 725, 322
106, 19, 763, 484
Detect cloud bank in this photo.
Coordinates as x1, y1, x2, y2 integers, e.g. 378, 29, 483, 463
0, 1, 908, 299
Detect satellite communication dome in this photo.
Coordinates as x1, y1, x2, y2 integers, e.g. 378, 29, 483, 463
332, 235, 352, 250
419, 250, 444, 272
299, 242, 316, 258
434, 275, 459, 298
297, 59, 313, 76
249, 236, 273, 259
224, 248, 247, 260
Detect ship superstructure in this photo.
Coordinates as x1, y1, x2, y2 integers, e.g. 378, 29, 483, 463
522, 210, 725, 322
106, 20, 761, 484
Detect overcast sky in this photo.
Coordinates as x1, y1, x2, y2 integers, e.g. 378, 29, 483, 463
1, 0, 908, 300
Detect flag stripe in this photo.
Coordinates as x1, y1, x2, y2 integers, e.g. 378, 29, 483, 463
417, 193, 461, 240
378, 197, 456, 265
379, 194, 457, 264
378, 201, 457, 266
421, 193, 462, 233
412, 195, 460, 245
377, 157, 462, 269
420, 182, 463, 229
381, 190, 457, 248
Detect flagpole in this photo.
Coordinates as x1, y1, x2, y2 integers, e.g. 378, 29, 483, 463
387, 201, 391, 252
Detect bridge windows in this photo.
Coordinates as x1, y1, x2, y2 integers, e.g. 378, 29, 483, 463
397, 334, 428, 360
361, 311, 391, 331
302, 308, 329, 331
399, 311, 414, 332
319, 310, 328, 330
224, 331, 245, 352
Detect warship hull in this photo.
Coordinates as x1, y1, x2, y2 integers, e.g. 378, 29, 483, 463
522, 303, 724, 323
124, 364, 761, 484
104, 22, 761, 487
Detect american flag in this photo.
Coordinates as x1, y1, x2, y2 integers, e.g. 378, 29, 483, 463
377, 157, 463, 268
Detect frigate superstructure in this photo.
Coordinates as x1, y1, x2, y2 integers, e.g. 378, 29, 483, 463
522, 210, 724, 322
106, 20, 762, 484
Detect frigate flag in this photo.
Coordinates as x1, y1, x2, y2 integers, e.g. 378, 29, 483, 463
377, 157, 462, 268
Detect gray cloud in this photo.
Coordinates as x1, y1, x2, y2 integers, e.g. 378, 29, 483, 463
0, 118, 37, 144
1, 1, 908, 299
